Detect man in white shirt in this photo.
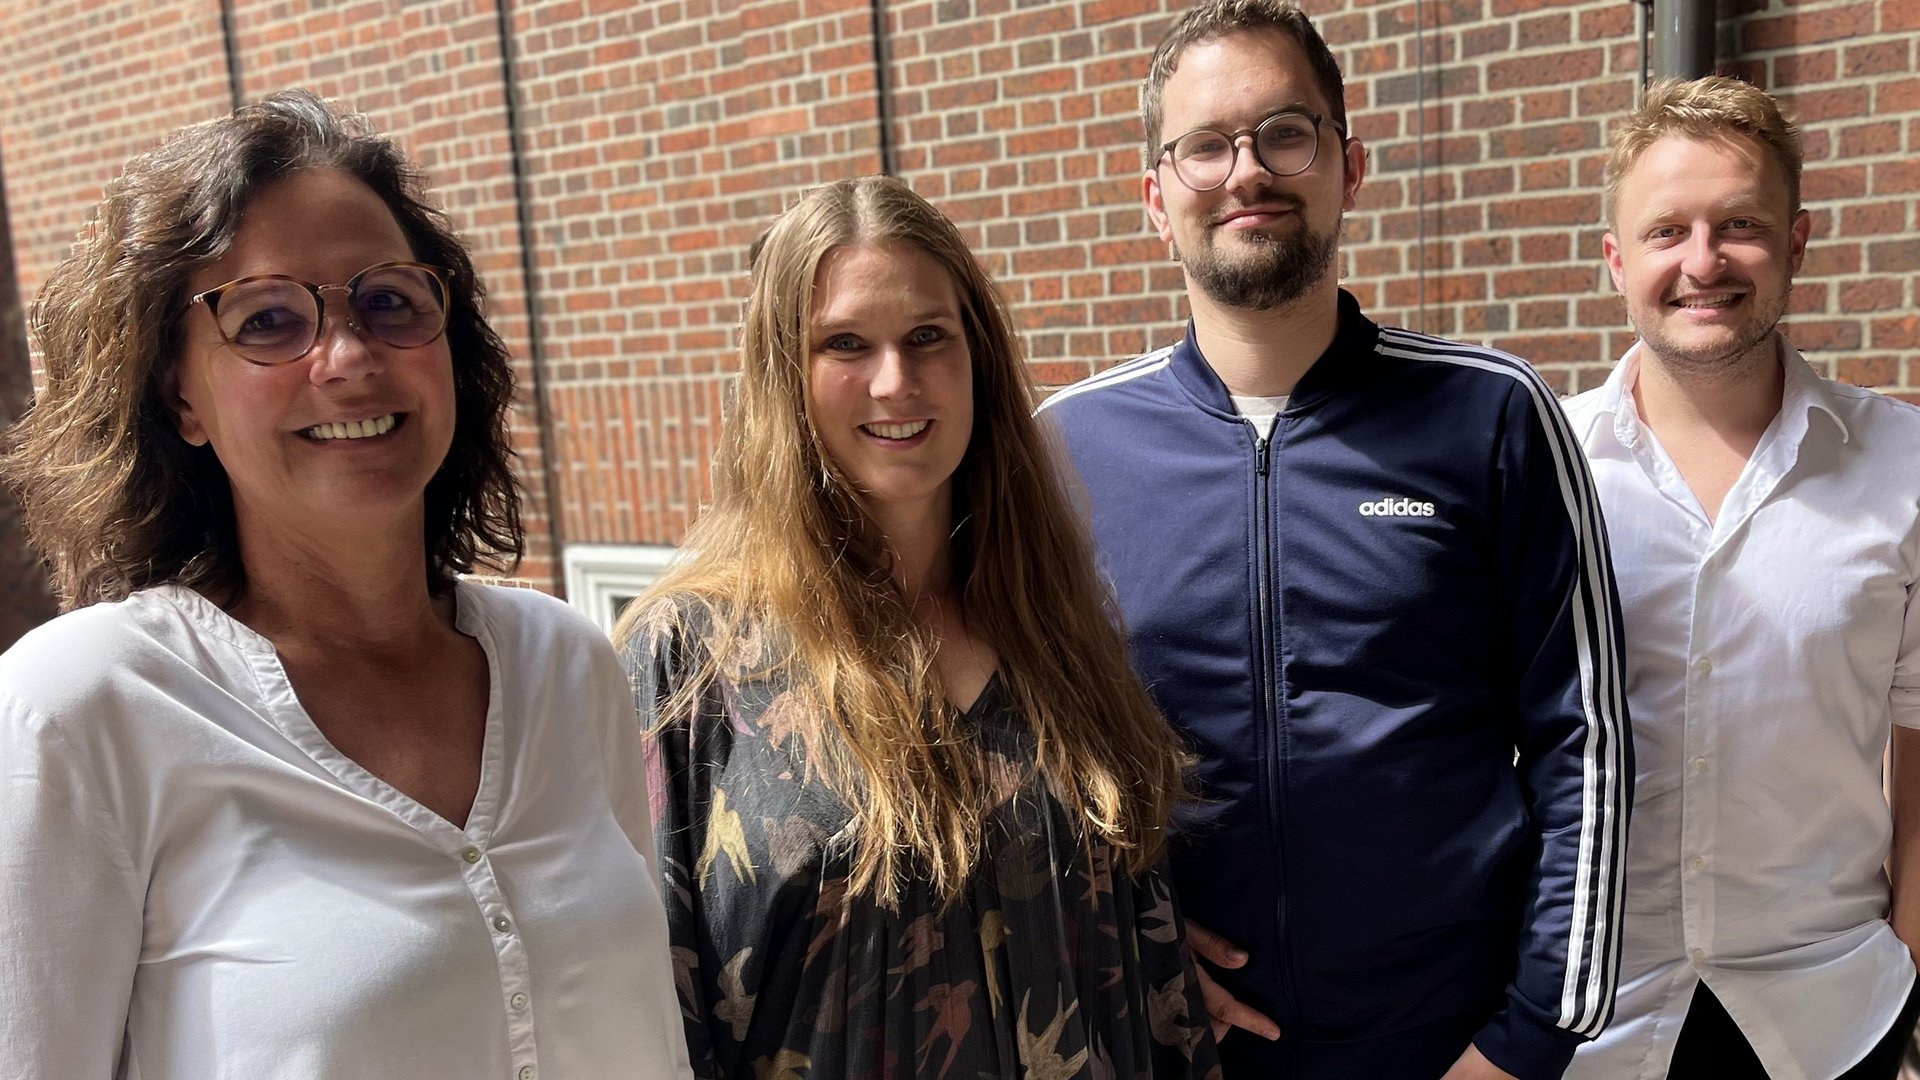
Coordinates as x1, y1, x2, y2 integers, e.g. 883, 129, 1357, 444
1563, 76, 1920, 1080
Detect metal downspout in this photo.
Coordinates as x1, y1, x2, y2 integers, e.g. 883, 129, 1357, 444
869, 0, 897, 176
492, 0, 569, 590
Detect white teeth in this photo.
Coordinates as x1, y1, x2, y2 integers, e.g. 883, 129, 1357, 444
1676, 294, 1738, 308
306, 414, 397, 441
863, 420, 930, 441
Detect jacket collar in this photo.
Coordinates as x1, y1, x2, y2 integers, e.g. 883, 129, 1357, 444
1170, 288, 1382, 417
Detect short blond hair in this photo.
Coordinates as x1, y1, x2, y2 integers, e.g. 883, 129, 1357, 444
1606, 76, 1803, 225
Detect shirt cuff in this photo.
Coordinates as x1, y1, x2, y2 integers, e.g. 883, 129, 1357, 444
1471, 999, 1588, 1080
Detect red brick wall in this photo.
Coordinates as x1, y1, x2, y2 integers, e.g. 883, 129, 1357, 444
2, 0, 1914, 610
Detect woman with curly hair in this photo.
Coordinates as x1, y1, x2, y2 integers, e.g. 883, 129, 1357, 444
0, 91, 687, 1079
619, 175, 1220, 1079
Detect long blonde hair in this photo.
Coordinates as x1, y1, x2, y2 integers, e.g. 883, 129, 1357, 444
616, 176, 1188, 906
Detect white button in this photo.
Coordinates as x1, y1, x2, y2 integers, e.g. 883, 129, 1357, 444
510, 992, 528, 1009
1688, 855, 1707, 871
518, 1068, 535, 1080
462, 847, 482, 864
1693, 656, 1713, 675
1689, 947, 1706, 962
1692, 757, 1709, 773
492, 916, 512, 934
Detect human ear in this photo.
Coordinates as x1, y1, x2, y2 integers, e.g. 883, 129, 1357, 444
1143, 168, 1175, 245
159, 363, 210, 447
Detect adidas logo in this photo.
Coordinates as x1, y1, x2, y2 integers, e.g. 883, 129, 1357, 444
1358, 495, 1437, 518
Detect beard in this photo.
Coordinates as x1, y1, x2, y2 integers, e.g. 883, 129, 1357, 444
1178, 199, 1339, 311
1631, 277, 1791, 381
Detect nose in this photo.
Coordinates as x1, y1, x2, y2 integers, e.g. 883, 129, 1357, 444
1223, 133, 1278, 199
869, 344, 918, 401
1680, 230, 1725, 281
306, 285, 381, 382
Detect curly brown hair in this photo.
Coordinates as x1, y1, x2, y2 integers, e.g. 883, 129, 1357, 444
1, 89, 521, 608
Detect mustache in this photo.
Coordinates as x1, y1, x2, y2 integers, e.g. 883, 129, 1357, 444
1208, 193, 1306, 226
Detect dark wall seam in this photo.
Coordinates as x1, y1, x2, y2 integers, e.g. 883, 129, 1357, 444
869, 0, 897, 176
492, 0, 569, 590
219, 0, 244, 111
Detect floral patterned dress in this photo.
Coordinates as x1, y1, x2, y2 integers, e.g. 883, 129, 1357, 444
624, 605, 1222, 1080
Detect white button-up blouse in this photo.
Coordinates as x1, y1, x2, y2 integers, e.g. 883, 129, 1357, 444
0, 582, 691, 1080
1562, 341, 1920, 1080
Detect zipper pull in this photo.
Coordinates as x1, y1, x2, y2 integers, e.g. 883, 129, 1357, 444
1256, 436, 1271, 477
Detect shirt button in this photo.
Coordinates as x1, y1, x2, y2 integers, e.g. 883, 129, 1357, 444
1688, 855, 1707, 871
1689, 947, 1706, 962
510, 992, 529, 1010
461, 847, 482, 864
518, 1068, 535, 1080
492, 916, 512, 934
1692, 757, 1709, 773
1693, 656, 1713, 676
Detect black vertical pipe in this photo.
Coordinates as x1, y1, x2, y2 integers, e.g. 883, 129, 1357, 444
1654, 0, 1715, 79
492, 0, 569, 588
869, 0, 896, 176
219, 0, 244, 110
0, 143, 30, 419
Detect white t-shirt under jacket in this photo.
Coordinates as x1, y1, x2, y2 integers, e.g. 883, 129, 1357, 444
0, 581, 691, 1080
1562, 340, 1920, 1080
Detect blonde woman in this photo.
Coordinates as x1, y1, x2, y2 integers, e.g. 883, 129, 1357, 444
619, 176, 1220, 1079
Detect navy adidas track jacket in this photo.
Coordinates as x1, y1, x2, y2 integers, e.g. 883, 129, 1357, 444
1040, 292, 1630, 1080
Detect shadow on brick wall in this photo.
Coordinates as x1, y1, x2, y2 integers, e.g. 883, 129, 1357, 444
0, 146, 58, 651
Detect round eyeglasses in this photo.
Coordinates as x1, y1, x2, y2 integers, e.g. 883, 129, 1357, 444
1159, 110, 1347, 192
185, 261, 453, 366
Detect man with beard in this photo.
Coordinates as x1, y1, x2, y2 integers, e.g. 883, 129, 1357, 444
1560, 77, 1920, 1080
1038, 3, 1630, 1078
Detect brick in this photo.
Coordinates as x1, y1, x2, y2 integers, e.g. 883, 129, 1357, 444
1868, 239, 1920, 273
1487, 47, 1602, 91
1837, 355, 1899, 387
1837, 278, 1906, 313
1493, 266, 1602, 297
1784, 319, 1863, 351
1490, 333, 1604, 366
1487, 193, 1602, 229
1741, 4, 1875, 50
1838, 121, 1903, 158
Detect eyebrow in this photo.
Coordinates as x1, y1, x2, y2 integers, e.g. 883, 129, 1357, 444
1636, 197, 1776, 224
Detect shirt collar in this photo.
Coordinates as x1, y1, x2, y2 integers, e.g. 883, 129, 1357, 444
1596, 335, 1850, 451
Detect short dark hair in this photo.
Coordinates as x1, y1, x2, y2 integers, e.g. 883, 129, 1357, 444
1142, 0, 1349, 168
2, 89, 522, 607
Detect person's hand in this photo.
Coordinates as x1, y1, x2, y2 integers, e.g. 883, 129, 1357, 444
1185, 919, 1281, 1042
1436, 1044, 1519, 1080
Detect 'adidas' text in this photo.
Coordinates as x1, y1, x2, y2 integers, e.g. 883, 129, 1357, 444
1358, 496, 1437, 518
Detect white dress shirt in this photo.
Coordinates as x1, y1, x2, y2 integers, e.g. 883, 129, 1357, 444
0, 582, 692, 1080
1562, 340, 1920, 1080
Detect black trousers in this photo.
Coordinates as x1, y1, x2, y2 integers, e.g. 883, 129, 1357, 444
1667, 977, 1920, 1080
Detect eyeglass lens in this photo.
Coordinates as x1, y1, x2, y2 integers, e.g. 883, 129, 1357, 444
1171, 113, 1323, 189
212, 265, 448, 363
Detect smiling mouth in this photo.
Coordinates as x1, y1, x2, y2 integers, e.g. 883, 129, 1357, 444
861, 420, 930, 441
303, 413, 401, 441
1671, 293, 1742, 309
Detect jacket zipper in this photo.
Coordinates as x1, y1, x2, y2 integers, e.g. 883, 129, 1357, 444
1252, 430, 1299, 1026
